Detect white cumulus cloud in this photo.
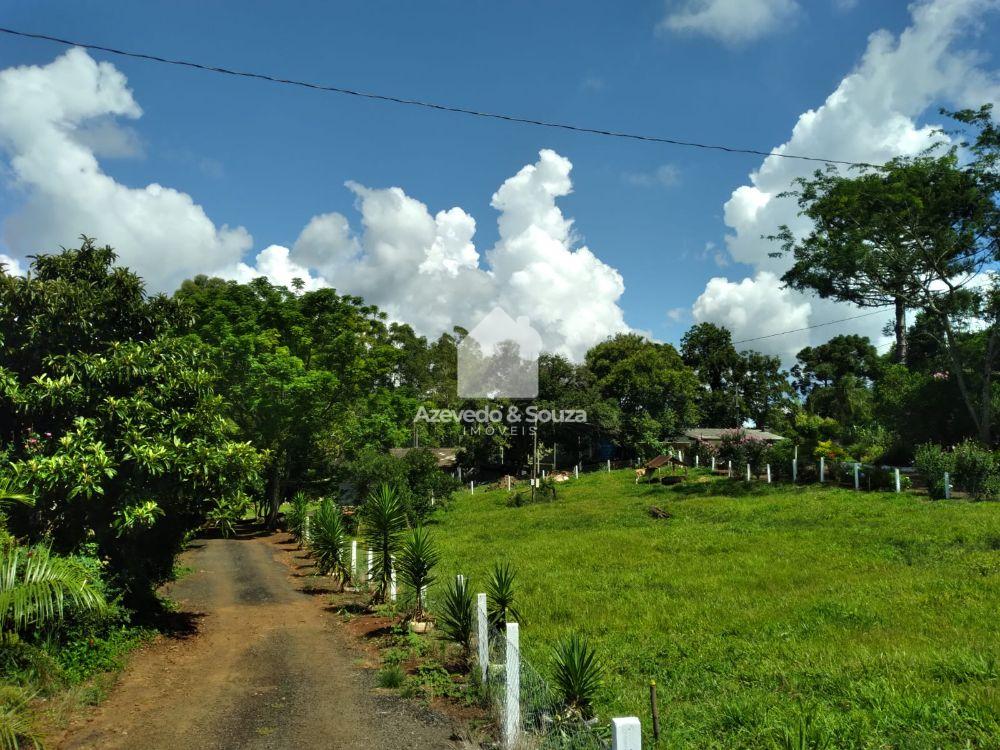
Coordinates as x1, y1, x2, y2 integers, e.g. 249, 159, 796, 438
660, 0, 799, 44
692, 0, 1000, 361
0, 48, 252, 292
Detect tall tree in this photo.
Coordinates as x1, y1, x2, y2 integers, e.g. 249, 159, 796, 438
681, 323, 742, 426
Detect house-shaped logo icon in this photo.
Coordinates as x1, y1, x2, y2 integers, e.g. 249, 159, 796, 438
457, 306, 542, 398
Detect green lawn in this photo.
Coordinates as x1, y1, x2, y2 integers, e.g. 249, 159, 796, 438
428, 470, 1000, 749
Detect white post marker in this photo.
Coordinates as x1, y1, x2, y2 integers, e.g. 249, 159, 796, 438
746, 463, 751, 482
390, 557, 397, 602
766, 464, 772, 484
607, 459, 611, 473
476, 593, 488, 684
727, 460, 732, 478
695, 454, 700, 468
574, 465, 579, 479
854, 463, 860, 490
711, 456, 716, 472
351, 540, 357, 578
303, 515, 311, 545
611, 716, 642, 750
944, 471, 951, 499
679, 450, 684, 464
470, 481, 474, 494
505, 622, 520, 750
793, 459, 798, 483
820, 457, 825, 483
367, 549, 373, 583
507, 476, 512, 491
894, 468, 901, 493
542, 470, 546, 479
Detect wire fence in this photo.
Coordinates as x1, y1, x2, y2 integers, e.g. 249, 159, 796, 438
478, 616, 607, 750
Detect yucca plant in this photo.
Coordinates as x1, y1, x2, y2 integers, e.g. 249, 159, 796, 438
362, 484, 408, 603
485, 560, 521, 628
436, 575, 474, 666
551, 633, 603, 719
397, 526, 439, 619
0, 685, 41, 750
0, 544, 107, 632
285, 491, 310, 542
0, 479, 32, 508
310, 499, 350, 589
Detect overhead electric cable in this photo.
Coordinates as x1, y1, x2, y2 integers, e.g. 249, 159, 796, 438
0, 26, 876, 168
732, 308, 891, 345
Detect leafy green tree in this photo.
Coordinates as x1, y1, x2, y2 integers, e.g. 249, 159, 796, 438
0, 241, 264, 606
681, 323, 742, 426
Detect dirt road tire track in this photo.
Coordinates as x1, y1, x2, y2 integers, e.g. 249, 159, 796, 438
57, 527, 462, 749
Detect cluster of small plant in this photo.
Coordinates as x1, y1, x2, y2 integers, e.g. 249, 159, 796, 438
506, 476, 558, 508
914, 440, 1000, 500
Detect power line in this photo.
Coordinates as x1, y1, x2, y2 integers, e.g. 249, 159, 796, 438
0, 26, 875, 168
733, 308, 890, 345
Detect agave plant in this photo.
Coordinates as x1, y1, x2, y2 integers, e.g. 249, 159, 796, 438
436, 575, 474, 666
0, 544, 107, 632
485, 560, 521, 628
310, 499, 350, 589
551, 633, 603, 719
362, 484, 408, 603
397, 526, 439, 619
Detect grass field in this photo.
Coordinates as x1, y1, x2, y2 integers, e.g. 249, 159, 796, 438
429, 469, 1000, 749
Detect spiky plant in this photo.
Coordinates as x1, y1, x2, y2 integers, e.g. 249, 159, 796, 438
310, 499, 350, 589
551, 633, 603, 719
0, 685, 41, 750
0, 478, 32, 508
362, 484, 408, 603
437, 575, 474, 666
485, 560, 521, 628
285, 491, 310, 542
397, 526, 439, 619
0, 544, 106, 632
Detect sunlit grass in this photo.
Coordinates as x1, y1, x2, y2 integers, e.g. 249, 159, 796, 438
430, 470, 1000, 748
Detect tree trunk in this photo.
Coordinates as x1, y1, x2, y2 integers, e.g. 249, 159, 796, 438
894, 297, 908, 364
266, 463, 283, 530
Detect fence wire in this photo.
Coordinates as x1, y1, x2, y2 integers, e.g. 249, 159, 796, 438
478, 622, 607, 750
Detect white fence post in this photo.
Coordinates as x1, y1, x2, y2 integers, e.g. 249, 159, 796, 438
507, 476, 512, 491
944, 471, 951, 499
303, 515, 311, 545
458, 466, 463, 482
477, 593, 488, 685
607, 459, 611, 473
711, 456, 716, 472
766, 464, 771, 484
505, 622, 520, 750
746, 463, 751, 482
574, 465, 579, 479
679, 450, 684, 463
367, 549, 373, 582
854, 463, 860, 490
695, 455, 699, 468
792, 459, 798, 483
727, 460, 732, 478
351, 540, 357, 578
820, 457, 825, 483
390, 556, 397, 602
611, 716, 642, 749
895, 468, 901, 493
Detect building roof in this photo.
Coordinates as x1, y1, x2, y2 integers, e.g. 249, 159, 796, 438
678, 428, 784, 442
389, 447, 459, 467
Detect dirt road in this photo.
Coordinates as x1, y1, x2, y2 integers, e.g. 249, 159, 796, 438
57, 527, 463, 749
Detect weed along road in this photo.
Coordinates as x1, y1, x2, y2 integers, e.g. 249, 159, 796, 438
57, 526, 461, 750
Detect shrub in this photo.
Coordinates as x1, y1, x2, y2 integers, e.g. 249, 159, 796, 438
361, 484, 408, 603
206, 492, 249, 538
397, 527, 439, 619
310, 499, 350, 588
717, 430, 769, 473
284, 492, 311, 541
0, 685, 42, 750
485, 561, 521, 629
913, 443, 956, 500
550, 633, 603, 719
952, 440, 997, 499
436, 576, 474, 666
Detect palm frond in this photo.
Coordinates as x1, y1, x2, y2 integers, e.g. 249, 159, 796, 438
0, 545, 107, 632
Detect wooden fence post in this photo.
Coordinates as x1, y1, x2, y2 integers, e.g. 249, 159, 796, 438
477, 593, 488, 685
611, 717, 642, 749
505, 623, 520, 750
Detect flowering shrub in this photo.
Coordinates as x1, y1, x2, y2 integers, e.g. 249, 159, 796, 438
717, 429, 769, 472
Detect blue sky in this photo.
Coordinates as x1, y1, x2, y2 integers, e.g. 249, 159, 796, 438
0, 0, 997, 361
